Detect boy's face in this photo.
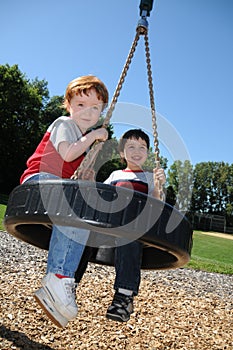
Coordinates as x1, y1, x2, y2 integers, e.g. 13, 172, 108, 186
120, 137, 148, 170
67, 88, 103, 132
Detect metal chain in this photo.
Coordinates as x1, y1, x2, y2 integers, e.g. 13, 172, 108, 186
71, 30, 141, 180
102, 30, 141, 127
144, 31, 160, 167
144, 31, 164, 199
72, 22, 163, 202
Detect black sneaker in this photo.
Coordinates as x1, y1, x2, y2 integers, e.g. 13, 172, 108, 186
106, 292, 134, 322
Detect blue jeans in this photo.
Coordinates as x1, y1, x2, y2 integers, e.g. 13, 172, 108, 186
24, 172, 142, 293
24, 173, 89, 278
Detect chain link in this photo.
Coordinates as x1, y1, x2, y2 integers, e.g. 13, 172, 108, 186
72, 22, 163, 203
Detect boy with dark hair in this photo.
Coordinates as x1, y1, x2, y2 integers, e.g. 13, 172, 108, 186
104, 128, 165, 322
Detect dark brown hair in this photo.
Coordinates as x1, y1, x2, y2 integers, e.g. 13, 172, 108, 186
118, 129, 150, 154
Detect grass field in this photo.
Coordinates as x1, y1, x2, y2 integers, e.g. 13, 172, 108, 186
187, 232, 233, 274
0, 202, 232, 275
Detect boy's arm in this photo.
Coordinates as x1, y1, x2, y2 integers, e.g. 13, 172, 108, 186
58, 128, 108, 162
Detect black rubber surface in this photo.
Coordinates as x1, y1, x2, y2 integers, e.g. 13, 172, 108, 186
4, 180, 193, 270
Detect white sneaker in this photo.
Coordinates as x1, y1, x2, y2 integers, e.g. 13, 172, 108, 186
34, 287, 69, 328
34, 273, 78, 328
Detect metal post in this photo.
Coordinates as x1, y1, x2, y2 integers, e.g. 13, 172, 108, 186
139, 0, 154, 17
137, 0, 154, 33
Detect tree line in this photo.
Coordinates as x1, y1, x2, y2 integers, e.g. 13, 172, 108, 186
0, 64, 232, 227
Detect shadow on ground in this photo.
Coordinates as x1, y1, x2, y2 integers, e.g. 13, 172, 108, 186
0, 325, 54, 350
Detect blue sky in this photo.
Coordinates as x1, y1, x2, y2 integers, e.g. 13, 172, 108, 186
1, 0, 233, 166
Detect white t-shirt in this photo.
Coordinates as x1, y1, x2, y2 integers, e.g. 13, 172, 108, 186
104, 169, 155, 195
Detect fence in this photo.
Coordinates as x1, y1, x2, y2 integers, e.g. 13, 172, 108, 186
189, 213, 233, 234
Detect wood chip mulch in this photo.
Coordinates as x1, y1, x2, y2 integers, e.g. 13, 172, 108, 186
0, 230, 232, 350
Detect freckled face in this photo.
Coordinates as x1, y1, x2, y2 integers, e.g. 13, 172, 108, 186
67, 88, 103, 133
120, 137, 148, 170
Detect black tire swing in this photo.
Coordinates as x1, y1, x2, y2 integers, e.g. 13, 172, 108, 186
3, 0, 193, 278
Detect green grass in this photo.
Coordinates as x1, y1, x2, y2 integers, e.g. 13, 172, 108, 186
0, 196, 233, 275
187, 231, 233, 275
0, 203, 6, 230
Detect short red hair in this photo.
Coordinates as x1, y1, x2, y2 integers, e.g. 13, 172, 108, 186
63, 75, 109, 111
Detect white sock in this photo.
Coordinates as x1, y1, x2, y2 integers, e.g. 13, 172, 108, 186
118, 288, 133, 296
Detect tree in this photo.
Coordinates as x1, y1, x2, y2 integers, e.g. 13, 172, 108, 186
190, 162, 233, 216
144, 150, 168, 172
40, 95, 67, 133
190, 162, 212, 213
0, 64, 59, 193
226, 164, 233, 218
167, 160, 193, 213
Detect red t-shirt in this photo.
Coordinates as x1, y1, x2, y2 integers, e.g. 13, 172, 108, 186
20, 116, 86, 183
